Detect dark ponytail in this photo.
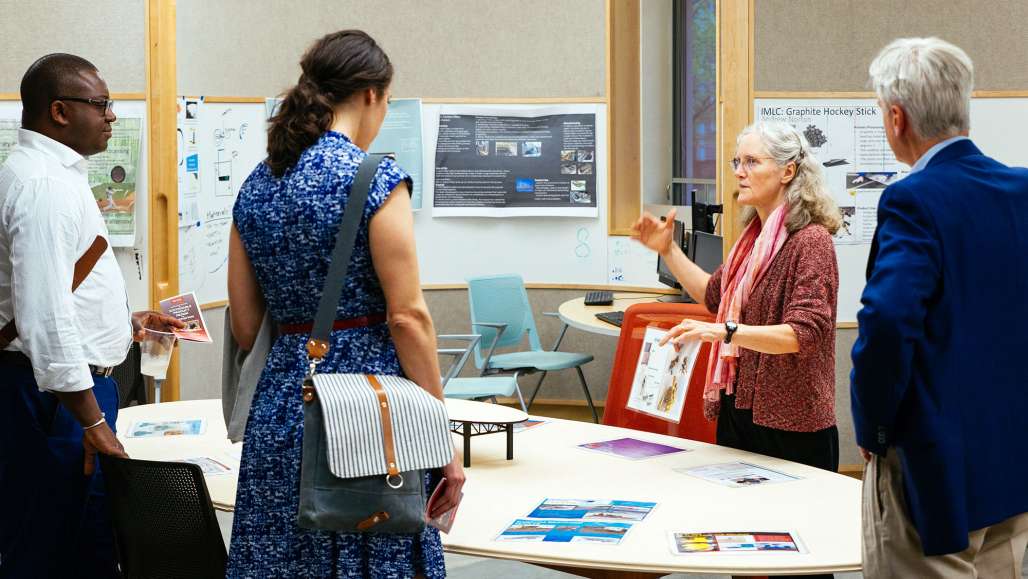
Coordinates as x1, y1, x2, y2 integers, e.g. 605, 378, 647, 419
266, 30, 393, 177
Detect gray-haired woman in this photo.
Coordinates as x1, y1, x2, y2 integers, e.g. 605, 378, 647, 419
634, 122, 842, 576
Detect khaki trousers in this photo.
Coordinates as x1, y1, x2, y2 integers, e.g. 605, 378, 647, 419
862, 450, 1028, 579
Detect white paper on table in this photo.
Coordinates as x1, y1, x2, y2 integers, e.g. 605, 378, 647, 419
674, 461, 800, 488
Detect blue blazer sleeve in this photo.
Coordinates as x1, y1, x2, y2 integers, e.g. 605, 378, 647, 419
850, 181, 941, 455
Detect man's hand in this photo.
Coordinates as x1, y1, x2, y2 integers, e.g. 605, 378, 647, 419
131, 310, 185, 341
859, 446, 872, 462
83, 422, 128, 475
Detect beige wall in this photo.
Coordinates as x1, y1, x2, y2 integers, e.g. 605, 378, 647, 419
0, 0, 145, 93
176, 0, 606, 98
754, 0, 1028, 92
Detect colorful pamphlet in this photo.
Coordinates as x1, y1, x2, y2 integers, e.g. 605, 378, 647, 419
577, 437, 689, 460
179, 456, 233, 475
497, 519, 632, 545
159, 292, 212, 342
625, 327, 701, 422
675, 462, 801, 488
125, 418, 206, 438
513, 418, 548, 433
669, 531, 805, 554
528, 499, 657, 522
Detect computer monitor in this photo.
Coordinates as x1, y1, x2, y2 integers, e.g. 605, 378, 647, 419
656, 219, 692, 303
689, 230, 724, 274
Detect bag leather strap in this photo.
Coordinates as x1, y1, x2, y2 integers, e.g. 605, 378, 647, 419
0, 235, 108, 349
367, 374, 400, 477
306, 154, 386, 360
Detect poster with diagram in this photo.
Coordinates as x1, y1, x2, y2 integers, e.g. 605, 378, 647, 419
177, 99, 266, 305
89, 117, 142, 246
433, 105, 598, 217
754, 100, 907, 246
0, 118, 18, 164
626, 326, 701, 423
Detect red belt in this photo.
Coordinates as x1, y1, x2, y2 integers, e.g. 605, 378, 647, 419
278, 313, 387, 335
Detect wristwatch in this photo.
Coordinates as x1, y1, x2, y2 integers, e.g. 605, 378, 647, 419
724, 320, 739, 344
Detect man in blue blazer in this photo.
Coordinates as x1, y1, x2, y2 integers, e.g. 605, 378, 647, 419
853, 37, 1028, 577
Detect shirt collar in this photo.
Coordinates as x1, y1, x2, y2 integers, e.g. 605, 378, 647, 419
17, 128, 89, 173
909, 135, 970, 174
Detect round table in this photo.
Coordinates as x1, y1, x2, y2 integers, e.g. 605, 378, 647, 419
118, 399, 862, 577
446, 398, 528, 467
557, 293, 666, 337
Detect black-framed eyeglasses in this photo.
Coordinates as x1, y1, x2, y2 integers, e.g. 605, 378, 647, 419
55, 96, 114, 115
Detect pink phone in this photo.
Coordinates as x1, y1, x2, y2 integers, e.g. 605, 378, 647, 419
425, 477, 463, 533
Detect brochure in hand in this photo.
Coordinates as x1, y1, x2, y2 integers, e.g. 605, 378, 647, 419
497, 519, 633, 545
578, 437, 689, 460
625, 326, 701, 422
669, 531, 805, 554
675, 462, 801, 488
158, 291, 212, 342
528, 499, 657, 522
425, 477, 462, 533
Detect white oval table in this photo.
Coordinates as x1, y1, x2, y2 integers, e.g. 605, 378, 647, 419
118, 399, 862, 577
557, 293, 667, 337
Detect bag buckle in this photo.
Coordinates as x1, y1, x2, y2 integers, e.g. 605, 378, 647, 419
386, 473, 404, 489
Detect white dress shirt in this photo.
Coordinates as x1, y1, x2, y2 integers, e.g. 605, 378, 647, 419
0, 129, 132, 392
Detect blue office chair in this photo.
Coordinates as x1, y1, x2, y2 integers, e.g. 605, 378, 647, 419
466, 274, 598, 422
438, 329, 524, 406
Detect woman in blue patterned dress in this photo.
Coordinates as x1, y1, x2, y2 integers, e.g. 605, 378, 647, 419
226, 30, 465, 578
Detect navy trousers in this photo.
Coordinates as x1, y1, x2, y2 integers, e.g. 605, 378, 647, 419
0, 361, 120, 579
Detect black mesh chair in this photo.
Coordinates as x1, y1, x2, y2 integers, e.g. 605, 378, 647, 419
100, 455, 227, 579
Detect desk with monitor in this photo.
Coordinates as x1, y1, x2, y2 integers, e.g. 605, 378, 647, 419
559, 223, 724, 336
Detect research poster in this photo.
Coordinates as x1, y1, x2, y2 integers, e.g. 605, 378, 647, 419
369, 98, 424, 210
434, 105, 598, 217
89, 117, 142, 246
0, 118, 18, 164
754, 100, 907, 246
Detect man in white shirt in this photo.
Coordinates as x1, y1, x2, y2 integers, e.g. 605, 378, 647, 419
0, 54, 182, 578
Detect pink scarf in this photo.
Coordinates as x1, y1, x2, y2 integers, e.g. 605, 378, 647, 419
703, 204, 790, 402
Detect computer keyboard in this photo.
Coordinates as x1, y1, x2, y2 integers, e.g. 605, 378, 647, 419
584, 290, 614, 306
595, 311, 625, 327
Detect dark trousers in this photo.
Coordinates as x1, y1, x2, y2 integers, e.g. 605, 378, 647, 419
0, 361, 120, 579
717, 392, 839, 579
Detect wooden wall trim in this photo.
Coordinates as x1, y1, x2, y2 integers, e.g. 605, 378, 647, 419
0, 92, 147, 101
608, 0, 641, 236
146, 0, 180, 400
754, 90, 1028, 99
718, 0, 753, 250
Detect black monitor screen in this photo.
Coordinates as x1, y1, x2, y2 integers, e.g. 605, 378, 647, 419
689, 231, 723, 274
656, 219, 685, 289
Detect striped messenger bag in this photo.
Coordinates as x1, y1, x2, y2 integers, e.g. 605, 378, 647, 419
297, 154, 453, 533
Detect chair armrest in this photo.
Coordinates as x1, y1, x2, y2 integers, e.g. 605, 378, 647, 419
470, 322, 508, 374
437, 334, 482, 387
541, 313, 570, 351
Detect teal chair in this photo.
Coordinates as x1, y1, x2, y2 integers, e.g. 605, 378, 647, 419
438, 330, 523, 406
466, 274, 598, 422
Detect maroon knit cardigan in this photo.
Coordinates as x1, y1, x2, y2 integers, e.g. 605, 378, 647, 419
703, 223, 838, 432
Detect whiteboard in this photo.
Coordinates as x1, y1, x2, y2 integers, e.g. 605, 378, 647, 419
177, 100, 267, 306
0, 100, 151, 311
754, 97, 1028, 322
176, 100, 664, 299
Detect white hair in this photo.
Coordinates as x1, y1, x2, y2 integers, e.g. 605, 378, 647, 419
737, 121, 842, 235
869, 37, 974, 140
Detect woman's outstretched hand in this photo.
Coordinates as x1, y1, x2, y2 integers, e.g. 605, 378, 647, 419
631, 208, 677, 255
